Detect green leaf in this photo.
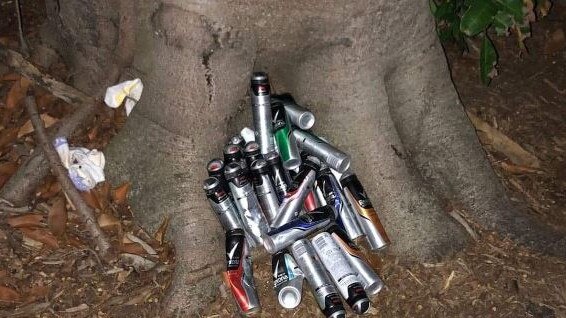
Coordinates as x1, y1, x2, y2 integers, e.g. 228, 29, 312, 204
493, 10, 514, 35
460, 0, 499, 36
480, 35, 497, 85
493, 0, 524, 21
430, 0, 438, 16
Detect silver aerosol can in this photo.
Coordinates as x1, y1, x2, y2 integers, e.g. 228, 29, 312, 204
272, 93, 316, 130
272, 250, 304, 309
271, 159, 319, 228
224, 162, 270, 247
291, 239, 346, 318
327, 224, 384, 296
293, 129, 351, 173
317, 166, 364, 240
203, 177, 243, 231
340, 173, 390, 250
312, 232, 371, 314
250, 72, 275, 154
250, 159, 280, 223
264, 151, 292, 203
262, 206, 335, 254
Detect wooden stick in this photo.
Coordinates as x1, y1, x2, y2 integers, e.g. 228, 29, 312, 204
0, 44, 92, 105
24, 95, 113, 261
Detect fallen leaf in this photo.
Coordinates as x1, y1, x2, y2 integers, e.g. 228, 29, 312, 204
37, 179, 61, 200
467, 112, 541, 168
544, 28, 565, 55
35, 93, 57, 110
18, 114, 59, 138
26, 284, 49, 302
7, 214, 44, 228
19, 228, 59, 249
6, 77, 31, 109
120, 243, 147, 255
0, 286, 21, 304
154, 215, 170, 245
22, 236, 44, 250
48, 196, 67, 237
94, 182, 110, 212
112, 182, 131, 205
81, 190, 101, 210
0, 73, 20, 81
98, 213, 120, 229
125, 233, 157, 255
0, 162, 18, 175
118, 253, 156, 272
64, 303, 89, 313
0, 128, 18, 149
499, 161, 541, 174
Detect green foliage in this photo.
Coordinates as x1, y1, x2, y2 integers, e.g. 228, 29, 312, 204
431, 0, 552, 85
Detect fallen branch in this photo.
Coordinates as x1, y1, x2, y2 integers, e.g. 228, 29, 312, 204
0, 47, 99, 206
466, 111, 541, 168
25, 95, 113, 261
0, 44, 92, 104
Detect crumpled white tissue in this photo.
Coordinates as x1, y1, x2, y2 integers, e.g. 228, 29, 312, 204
54, 137, 105, 191
104, 78, 143, 116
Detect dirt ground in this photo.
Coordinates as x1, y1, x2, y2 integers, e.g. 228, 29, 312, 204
1, 1, 565, 317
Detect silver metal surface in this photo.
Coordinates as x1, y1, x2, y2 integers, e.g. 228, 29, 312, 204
250, 159, 280, 222
250, 72, 275, 154
293, 130, 350, 173
270, 169, 316, 228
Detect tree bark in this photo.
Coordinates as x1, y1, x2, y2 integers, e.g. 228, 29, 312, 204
41, 0, 566, 315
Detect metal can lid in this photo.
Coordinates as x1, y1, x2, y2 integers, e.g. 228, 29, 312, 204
229, 134, 244, 146
251, 71, 268, 83
202, 177, 220, 191
223, 144, 243, 162
339, 172, 356, 186
225, 228, 245, 237
206, 158, 224, 174
244, 141, 260, 156
250, 158, 270, 174
224, 162, 243, 180
264, 151, 281, 166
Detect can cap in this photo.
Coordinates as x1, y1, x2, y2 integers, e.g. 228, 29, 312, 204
223, 144, 243, 163
229, 134, 245, 147
206, 158, 225, 176
224, 162, 244, 180
278, 286, 302, 309
250, 158, 270, 174
251, 72, 268, 84
244, 141, 260, 156
264, 151, 281, 166
202, 177, 220, 192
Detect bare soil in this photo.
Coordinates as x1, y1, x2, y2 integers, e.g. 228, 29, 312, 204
0, 1, 565, 317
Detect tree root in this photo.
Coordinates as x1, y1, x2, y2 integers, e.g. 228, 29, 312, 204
25, 95, 114, 261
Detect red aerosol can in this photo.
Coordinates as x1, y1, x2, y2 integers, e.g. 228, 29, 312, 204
223, 229, 261, 314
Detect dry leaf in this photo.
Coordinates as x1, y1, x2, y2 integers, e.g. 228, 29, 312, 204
467, 112, 541, 168
121, 243, 147, 255
125, 233, 157, 255
0, 128, 18, 149
18, 114, 59, 138
0, 286, 21, 304
154, 215, 170, 245
0, 162, 18, 175
19, 228, 59, 249
6, 77, 31, 109
98, 213, 120, 229
112, 182, 131, 205
118, 253, 156, 272
81, 190, 101, 210
94, 182, 110, 212
35, 93, 57, 110
64, 303, 89, 313
48, 196, 67, 237
37, 180, 62, 200
7, 214, 44, 228
1, 73, 20, 81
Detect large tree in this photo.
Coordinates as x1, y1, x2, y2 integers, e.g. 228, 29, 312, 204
3, 0, 565, 315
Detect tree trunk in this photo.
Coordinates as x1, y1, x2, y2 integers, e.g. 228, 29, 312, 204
40, 0, 566, 315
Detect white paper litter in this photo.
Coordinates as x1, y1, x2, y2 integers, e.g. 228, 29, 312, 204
104, 78, 143, 116
54, 137, 105, 191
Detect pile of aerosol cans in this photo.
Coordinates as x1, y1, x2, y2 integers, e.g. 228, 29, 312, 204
203, 72, 390, 318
